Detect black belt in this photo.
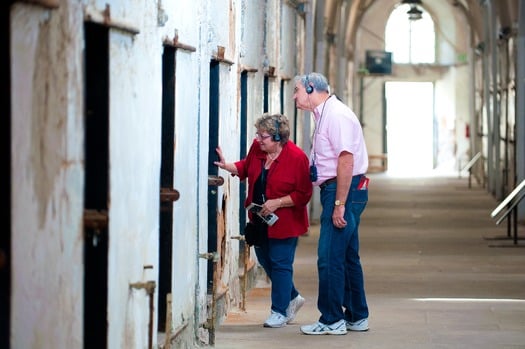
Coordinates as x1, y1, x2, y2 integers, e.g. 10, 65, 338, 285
319, 175, 364, 189
319, 177, 337, 189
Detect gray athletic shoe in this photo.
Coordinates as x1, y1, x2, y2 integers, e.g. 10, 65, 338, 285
263, 311, 287, 328
346, 318, 369, 331
286, 294, 305, 323
300, 319, 347, 335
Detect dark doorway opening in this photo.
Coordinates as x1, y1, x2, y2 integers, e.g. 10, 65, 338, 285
158, 46, 176, 332
280, 78, 285, 114
0, 3, 13, 348
239, 71, 248, 237
207, 61, 220, 295
83, 21, 109, 349
263, 75, 269, 113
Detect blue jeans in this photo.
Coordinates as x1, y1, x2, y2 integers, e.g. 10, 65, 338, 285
255, 237, 300, 316
317, 175, 369, 324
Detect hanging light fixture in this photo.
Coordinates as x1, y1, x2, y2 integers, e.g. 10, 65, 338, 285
401, 0, 423, 20
407, 5, 423, 20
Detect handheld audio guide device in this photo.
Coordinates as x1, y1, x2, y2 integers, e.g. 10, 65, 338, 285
247, 203, 279, 226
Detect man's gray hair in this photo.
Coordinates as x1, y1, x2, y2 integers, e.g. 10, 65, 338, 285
294, 72, 330, 93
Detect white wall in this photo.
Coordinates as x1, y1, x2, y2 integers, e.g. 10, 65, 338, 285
11, 3, 85, 348
9, 0, 301, 348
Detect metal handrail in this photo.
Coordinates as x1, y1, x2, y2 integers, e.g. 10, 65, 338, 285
491, 179, 525, 218
495, 191, 525, 225
461, 151, 482, 173
490, 179, 525, 246
460, 152, 482, 188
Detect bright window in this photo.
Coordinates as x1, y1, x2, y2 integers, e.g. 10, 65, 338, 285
385, 4, 435, 64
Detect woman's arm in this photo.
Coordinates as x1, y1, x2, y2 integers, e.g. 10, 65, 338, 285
214, 146, 239, 175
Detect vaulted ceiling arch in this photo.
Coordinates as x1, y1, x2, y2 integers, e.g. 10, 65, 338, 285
315, 0, 518, 63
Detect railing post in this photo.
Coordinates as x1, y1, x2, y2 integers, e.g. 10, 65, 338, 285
485, 179, 525, 247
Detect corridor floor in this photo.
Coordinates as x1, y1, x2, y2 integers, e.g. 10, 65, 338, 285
213, 173, 525, 349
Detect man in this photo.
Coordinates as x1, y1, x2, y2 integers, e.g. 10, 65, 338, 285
293, 72, 370, 335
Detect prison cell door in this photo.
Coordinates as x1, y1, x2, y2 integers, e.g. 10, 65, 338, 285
158, 45, 181, 334
206, 60, 227, 345
83, 22, 110, 349
0, 4, 11, 347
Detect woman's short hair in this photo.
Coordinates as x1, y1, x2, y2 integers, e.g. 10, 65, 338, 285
255, 113, 290, 143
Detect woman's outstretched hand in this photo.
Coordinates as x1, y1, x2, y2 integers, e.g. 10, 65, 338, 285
213, 146, 238, 175
213, 146, 226, 169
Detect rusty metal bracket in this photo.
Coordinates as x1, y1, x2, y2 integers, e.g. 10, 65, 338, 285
199, 252, 219, 262
230, 235, 245, 241
163, 30, 196, 52
84, 4, 140, 35
84, 209, 108, 246
208, 175, 224, 186
129, 280, 156, 349
84, 209, 108, 230
129, 280, 156, 294
160, 187, 180, 202
18, 0, 59, 8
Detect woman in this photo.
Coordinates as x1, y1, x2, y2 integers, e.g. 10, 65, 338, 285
214, 113, 313, 328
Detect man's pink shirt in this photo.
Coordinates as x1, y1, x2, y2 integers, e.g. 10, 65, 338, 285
311, 95, 368, 186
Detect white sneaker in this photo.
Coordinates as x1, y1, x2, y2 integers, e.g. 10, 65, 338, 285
286, 294, 305, 323
300, 319, 347, 335
263, 311, 288, 328
346, 318, 369, 331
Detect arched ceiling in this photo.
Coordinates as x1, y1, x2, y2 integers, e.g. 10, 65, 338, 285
319, 0, 519, 58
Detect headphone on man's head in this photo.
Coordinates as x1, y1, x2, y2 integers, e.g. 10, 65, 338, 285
273, 117, 281, 142
305, 75, 314, 94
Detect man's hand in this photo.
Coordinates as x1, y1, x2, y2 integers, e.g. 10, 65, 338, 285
332, 205, 347, 228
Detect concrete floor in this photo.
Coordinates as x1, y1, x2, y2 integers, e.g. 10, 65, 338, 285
213, 173, 525, 349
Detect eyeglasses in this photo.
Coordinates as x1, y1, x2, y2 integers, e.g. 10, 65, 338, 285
255, 133, 272, 140
293, 85, 304, 93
